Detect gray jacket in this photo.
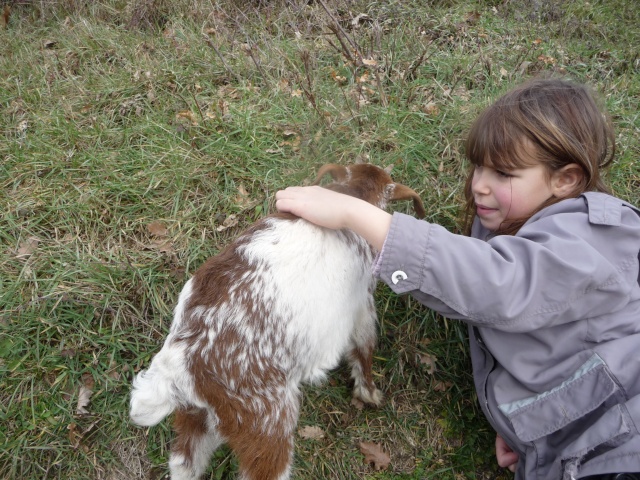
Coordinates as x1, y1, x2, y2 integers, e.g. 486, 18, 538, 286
376, 192, 640, 479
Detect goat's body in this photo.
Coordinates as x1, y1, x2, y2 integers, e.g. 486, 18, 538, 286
130, 215, 381, 480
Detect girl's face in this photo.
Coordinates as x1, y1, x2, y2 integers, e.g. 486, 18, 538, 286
471, 162, 553, 232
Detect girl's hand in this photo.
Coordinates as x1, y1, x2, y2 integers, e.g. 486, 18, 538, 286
495, 434, 518, 473
275, 186, 392, 251
275, 186, 355, 231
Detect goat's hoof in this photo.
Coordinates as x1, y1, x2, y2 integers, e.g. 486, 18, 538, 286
353, 386, 383, 407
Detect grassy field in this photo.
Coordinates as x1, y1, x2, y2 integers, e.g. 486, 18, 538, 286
0, 0, 638, 478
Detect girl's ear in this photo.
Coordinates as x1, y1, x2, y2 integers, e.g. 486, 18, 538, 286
551, 163, 584, 198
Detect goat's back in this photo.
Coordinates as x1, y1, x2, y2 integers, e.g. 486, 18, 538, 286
175, 215, 375, 384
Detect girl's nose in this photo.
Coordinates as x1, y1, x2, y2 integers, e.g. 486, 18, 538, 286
471, 167, 490, 195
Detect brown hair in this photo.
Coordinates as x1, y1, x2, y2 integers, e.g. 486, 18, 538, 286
462, 77, 615, 236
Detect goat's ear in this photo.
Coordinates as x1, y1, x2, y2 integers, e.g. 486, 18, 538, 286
390, 184, 426, 219
312, 164, 348, 185
384, 164, 394, 174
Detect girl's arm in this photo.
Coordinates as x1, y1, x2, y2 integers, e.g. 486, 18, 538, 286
275, 186, 392, 251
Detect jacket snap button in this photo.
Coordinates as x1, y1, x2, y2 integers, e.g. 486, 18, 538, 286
391, 270, 408, 284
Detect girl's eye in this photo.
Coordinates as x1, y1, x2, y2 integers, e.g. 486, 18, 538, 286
496, 170, 512, 178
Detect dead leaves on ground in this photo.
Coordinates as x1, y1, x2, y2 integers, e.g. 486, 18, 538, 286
298, 424, 391, 472
76, 372, 95, 415
68, 373, 97, 451
145, 220, 175, 254
16, 237, 40, 259
298, 425, 325, 440
359, 441, 391, 471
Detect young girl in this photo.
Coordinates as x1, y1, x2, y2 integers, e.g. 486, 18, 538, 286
275, 78, 640, 479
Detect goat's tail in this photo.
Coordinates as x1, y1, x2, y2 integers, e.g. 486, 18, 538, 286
130, 344, 186, 427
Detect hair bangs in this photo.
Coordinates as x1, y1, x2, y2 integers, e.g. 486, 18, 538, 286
466, 107, 537, 171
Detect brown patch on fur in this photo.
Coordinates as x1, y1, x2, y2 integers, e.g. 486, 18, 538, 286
172, 407, 210, 465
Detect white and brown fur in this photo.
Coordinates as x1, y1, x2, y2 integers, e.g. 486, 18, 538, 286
129, 163, 425, 480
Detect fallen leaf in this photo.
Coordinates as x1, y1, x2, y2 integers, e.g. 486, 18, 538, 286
330, 69, 347, 85
68, 419, 100, 449
361, 58, 378, 67
68, 422, 81, 447
147, 221, 168, 237
464, 10, 481, 24
434, 380, 452, 392
357, 72, 370, 83
298, 425, 325, 440
150, 238, 175, 254
216, 214, 238, 232
176, 110, 198, 125
351, 13, 372, 27
16, 237, 39, 259
359, 442, 390, 471
60, 348, 76, 358
76, 373, 95, 415
537, 54, 556, 65
419, 352, 437, 375
422, 101, 439, 116
17, 119, 28, 134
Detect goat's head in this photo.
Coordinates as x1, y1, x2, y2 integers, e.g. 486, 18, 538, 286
313, 163, 426, 219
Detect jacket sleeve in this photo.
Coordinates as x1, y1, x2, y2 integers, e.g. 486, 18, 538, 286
376, 209, 640, 332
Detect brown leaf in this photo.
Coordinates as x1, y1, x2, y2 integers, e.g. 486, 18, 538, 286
68, 419, 100, 449
215, 214, 238, 232
359, 442, 390, 471
419, 352, 437, 375
464, 10, 481, 24
61, 348, 76, 358
422, 101, 439, 116
176, 110, 198, 125
68, 422, 81, 448
147, 221, 168, 237
76, 373, 95, 415
16, 237, 39, 259
434, 380, 453, 392
298, 425, 325, 440
150, 238, 175, 254
351, 13, 372, 27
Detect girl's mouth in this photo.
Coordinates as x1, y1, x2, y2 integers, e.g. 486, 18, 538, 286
476, 204, 498, 215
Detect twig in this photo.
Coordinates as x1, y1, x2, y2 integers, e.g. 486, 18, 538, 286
405, 40, 435, 83
319, 0, 364, 65
202, 35, 242, 83
448, 55, 480, 97
244, 37, 267, 79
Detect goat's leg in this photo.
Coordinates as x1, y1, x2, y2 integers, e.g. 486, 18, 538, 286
234, 432, 294, 480
230, 390, 299, 480
169, 407, 225, 480
348, 297, 383, 406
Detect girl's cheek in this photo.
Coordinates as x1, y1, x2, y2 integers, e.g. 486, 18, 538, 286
493, 188, 513, 211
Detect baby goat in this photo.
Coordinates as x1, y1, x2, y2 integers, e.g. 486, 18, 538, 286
130, 163, 425, 480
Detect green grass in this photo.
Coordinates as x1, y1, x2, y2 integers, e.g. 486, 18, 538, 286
1, 0, 638, 478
